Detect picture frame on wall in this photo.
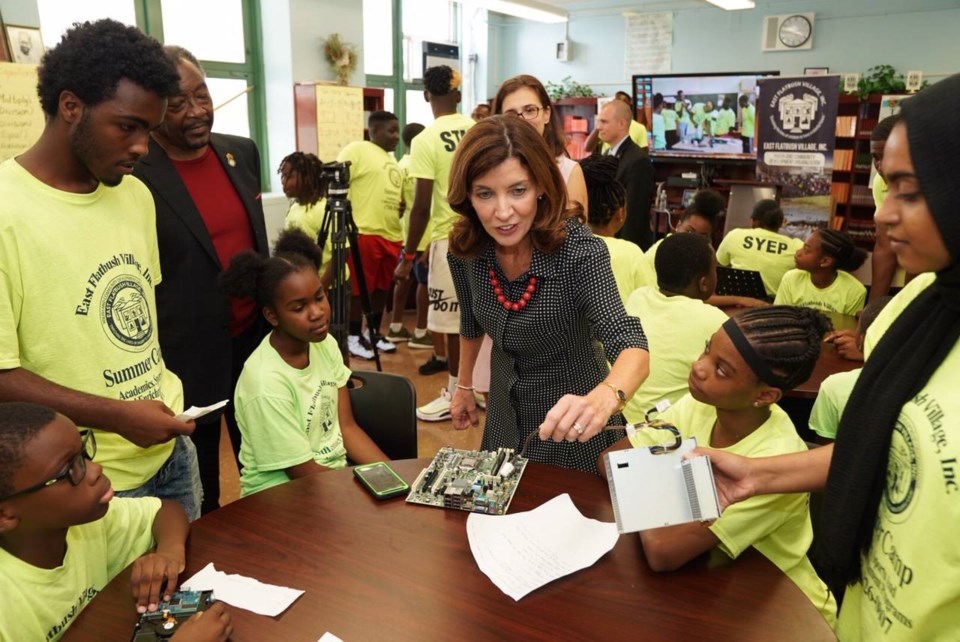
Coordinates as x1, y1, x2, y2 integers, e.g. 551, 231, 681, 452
5, 25, 44, 65
804, 67, 829, 76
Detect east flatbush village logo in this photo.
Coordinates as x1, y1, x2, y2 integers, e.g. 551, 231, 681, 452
768, 79, 828, 140
101, 275, 152, 350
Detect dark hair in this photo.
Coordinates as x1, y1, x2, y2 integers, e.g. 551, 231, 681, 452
163, 44, 203, 74
37, 19, 180, 117
402, 122, 425, 148
656, 233, 714, 293
739, 95, 749, 106
368, 110, 398, 127
653, 93, 664, 109
219, 229, 323, 308
423, 65, 457, 97
732, 306, 832, 391
278, 152, 328, 206
580, 155, 624, 229
686, 189, 726, 221
448, 116, 571, 258
858, 296, 892, 334
0, 403, 58, 498
494, 74, 567, 157
750, 199, 784, 230
871, 113, 901, 143
817, 229, 868, 272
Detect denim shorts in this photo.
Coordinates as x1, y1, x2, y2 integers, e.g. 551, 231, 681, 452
115, 435, 203, 522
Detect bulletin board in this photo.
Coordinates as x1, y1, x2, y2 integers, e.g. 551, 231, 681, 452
0, 63, 44, 162
315, 84, 363, 161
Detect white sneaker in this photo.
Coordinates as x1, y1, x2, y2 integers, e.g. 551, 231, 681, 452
417, 388, 452, 422
364, 331, 397, 353
474, 391, 487, 410
348, 335, 374, 360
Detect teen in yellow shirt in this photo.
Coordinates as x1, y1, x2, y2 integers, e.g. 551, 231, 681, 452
716, 199, 802, 296
775, 229, 867, 316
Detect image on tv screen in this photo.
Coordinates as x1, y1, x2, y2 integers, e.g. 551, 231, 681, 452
632, 71, 779, 159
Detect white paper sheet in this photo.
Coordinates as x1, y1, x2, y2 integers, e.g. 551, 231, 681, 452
466, 494, 619, 601
317, 634, 345, 642
174, 400, 229, 422
181, 563, 304, 616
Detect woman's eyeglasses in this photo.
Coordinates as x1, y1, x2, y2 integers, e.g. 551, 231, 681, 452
0, 430, 97, 502
504, 105, 543, 121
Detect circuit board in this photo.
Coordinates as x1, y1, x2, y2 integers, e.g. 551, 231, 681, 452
130, 590, 215, 641
406, 446, 528, 515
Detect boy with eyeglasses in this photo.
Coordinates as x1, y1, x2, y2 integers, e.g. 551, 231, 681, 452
0, 402, 231, 641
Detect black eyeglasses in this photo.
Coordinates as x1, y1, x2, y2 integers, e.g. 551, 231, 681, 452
0, 430, 97, 502
504, 105, 543, 121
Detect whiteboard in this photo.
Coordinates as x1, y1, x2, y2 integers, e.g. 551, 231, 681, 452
0, 63, 45, 162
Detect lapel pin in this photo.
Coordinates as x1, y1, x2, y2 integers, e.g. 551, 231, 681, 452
225, 152, 237, 167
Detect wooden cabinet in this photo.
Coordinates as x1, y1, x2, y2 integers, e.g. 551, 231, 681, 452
830, 94, 882, 249
554, 97, 597, 160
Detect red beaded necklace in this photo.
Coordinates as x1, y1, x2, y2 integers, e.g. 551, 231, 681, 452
489, 267, 537, 312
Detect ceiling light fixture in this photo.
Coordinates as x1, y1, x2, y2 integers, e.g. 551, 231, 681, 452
471, 0, 569, 24
703, 0, 756, 10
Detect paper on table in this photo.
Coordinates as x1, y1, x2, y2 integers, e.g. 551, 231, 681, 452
174, 400, 229, 422
466, 493, 619, 601
317, 634, 345, 642
181, 563, 304, 616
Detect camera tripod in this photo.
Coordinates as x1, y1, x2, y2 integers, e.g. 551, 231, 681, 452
317, 161, 384, 372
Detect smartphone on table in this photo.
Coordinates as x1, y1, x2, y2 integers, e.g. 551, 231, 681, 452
354, 461, 409, 499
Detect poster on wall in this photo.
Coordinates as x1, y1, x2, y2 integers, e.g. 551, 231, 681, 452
756, 75, 839, 240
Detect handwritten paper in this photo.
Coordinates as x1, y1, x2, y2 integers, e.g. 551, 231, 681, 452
624, 12, 673, 77
175, 400, 229, 422
182, 563, 305, 616
315, 85, 364, 162
0, 63, 45, 162
466, 494, 619, 601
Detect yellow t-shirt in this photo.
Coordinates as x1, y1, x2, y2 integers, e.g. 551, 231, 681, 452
640, 236, 663, 286
0, 160, 182, 490
235, 333, 352, 497
774, 268, 866, 316
623, 287, 727, 422
598, 235, 651, 306
741, 104, 756, 138
716, 228, 804, 296
838, 272, 960, 641
336, 141, 403, 241
872, 172, 888, 208
398, 154, 431, 252
628, 395, 837, 625
283, 200, 350, 284
601, 119, 649, 154
0, 497, 161, 641
714, 108, 736, 135
408, 112, 475, 243
809, 367, 861, 440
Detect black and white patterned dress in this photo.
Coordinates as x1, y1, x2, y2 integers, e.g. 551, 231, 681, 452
448, 219, 648, 474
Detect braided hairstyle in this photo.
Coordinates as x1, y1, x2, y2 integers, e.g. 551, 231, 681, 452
818, 229, 868, 272
278, 152, 328, 207
579, 155, 624, 229
0, 403, 58, 498
731, 306, 832, 391
218, 229, 323, 309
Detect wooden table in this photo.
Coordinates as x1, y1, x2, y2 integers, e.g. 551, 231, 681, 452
64, 460, 835, 642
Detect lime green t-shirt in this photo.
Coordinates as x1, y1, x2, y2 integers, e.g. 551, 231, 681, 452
283, 200, 350, 284
661, 108, 678, 132
741, 104, 756, 138
235, 333, 352, 496
398, 154, 431, 252
408, 112, 475, 243
623, 287, 727, 422
714, 108, 735, 135
598, 235, 651, 306
628, 395, 837, 625
640, 236, 663, 286
0, 497, 160, 641
872, 172, 888, 209
336, 141, 403, 241
774, 268, 866, 316
837, 272, 960, 641
716, 228, 804, 296
0, 160, 182, 490
809, 367, 861, 440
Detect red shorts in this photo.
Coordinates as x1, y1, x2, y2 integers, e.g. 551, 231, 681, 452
346, 234, 402, 296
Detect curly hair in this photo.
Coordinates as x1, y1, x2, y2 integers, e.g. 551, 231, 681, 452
686, 189, 726, 221
423, 65, 459, 97
37, 19, 179, 117
655, 232, 714, 293
0, 403, 58, 498
579, 155, 624, 229
730, 306, 832, 391
493, 75, 567, 158
818, 229, 868, 272
447, 116, 574, 258
279, 152, 328, 207
750, 199, 784, 231
218, 229, 323, 309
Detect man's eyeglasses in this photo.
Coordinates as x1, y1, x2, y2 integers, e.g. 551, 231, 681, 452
0, 430, 97, 502
504, 105, 543, 121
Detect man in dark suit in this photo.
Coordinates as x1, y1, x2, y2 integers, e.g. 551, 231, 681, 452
597, 100, 655, 250
134, 46, 269, 514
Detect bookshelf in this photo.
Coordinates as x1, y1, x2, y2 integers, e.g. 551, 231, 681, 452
830, 94, 883, 247
554, 97, 597, 160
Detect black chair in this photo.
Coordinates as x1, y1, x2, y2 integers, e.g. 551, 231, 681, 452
715, 266, 769, 300
348, 371, 418, 460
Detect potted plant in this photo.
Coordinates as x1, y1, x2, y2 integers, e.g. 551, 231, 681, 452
545, 76, 597, 102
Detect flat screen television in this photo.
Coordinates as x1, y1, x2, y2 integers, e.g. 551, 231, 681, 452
631, 71, 779, 161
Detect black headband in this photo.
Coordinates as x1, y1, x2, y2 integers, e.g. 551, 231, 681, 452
722, 318, 788, 388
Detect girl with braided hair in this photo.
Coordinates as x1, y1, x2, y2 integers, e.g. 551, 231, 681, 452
775, 228, 868, 316
602, 305, 837, 625
219, 229, 387, 497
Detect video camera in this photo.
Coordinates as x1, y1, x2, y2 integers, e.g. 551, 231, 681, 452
321, 160, 351, 196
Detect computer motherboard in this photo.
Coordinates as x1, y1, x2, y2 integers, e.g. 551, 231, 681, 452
406, 446, 528, 515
